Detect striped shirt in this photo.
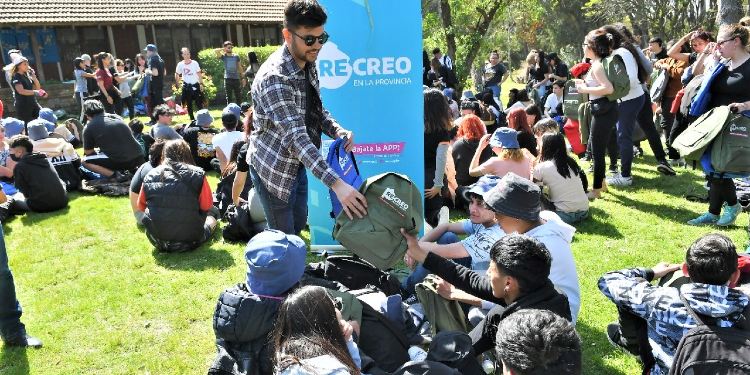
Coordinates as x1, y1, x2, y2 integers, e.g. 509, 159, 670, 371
248, 44, 343, 202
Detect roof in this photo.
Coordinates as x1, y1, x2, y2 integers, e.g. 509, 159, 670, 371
0, 0, 286, 26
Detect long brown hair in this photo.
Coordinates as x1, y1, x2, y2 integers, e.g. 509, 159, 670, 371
273, 286, 361, 374
424, 88, 452, 134
161, 139, 195, 166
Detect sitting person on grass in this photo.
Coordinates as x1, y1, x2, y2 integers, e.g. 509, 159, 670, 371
401, 231, 571, 357
26, 119, 81, 191
211, 108, 244, 173
129, 140, 165, 226
599, 233, 750, 375
469, 127, 533, 180
182, 109, 218, 171
149, 104, 183, 141
533, 132, 589, 224
402, 175, 504, 297
81, 99, 145, 182
129, 119, 154, 161
495, 309, 582, 375
8, 135, 68, 213
136, 139, 219, 252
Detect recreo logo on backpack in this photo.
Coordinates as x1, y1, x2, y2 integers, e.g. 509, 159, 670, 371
381, 187, 409, 214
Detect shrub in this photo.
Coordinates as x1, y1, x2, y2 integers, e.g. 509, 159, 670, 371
171, 73, 218, 103
196, 45, 280, 100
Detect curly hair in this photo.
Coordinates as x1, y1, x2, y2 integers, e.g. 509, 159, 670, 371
585, 29, 614, 59
456, 114, 487, 141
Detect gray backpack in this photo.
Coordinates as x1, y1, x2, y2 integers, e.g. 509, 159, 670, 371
672, 106, 731, 162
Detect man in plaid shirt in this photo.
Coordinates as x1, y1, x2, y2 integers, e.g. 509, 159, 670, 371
248, 0, 367, 235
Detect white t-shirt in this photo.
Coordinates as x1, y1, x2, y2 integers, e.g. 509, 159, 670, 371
544, 94, 562, 116
212, 131, 244, 158
176, 60, 201, 85
533, 160, 589, 213
460, 220, 504, 273
613, 47, 645, 101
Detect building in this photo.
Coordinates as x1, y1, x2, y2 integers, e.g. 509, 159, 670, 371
0, 0, 285, 84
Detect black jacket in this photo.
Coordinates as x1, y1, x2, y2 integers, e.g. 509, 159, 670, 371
423, 252, 571, 354
13, 153, 68, 212
142, 162, 206, 242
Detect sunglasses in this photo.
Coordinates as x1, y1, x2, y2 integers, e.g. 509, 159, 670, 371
290, 30, 329, 46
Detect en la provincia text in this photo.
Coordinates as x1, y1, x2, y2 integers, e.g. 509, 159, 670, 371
306, 0, 424, 248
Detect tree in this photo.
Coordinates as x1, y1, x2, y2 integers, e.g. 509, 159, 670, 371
716, 0, 744, 25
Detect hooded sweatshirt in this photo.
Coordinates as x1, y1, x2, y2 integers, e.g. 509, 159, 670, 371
13, 152, 68, 212
524, 211, 581, 322
279, 339, 362, 375
599, 268, 750, 375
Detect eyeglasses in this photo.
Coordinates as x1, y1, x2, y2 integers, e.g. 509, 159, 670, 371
716, 38, 736, 47
290, 30, 329, 46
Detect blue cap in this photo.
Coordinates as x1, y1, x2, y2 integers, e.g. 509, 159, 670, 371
443, 88, 455, 99
1, 118, 25, 137
26, 119, 51, 141
461, 90, 475, 100
245, 230, 307, 296
489, 127, 519, 149
144, 44, 157, 52
224, 103, 241, 121
195, 109, 213, 127
38, 107, 57, 125
463, 175, 501, 201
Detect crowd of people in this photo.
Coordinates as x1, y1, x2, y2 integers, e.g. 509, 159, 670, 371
1, 0, 750, 374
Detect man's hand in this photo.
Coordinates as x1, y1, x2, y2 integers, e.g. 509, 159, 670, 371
332, 179, 367, 220
424, 186, 441, 199
401, 228, 427, 263
652, 262, 682, 279
337, 130, 355, 153
434, 276, 455, 300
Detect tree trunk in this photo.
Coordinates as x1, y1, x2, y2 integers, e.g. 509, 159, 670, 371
438, 0, 457, 64
716, 0, 743, 26
458, 1, 504, 92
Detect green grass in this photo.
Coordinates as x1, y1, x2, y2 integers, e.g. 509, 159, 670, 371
2, 92, 750, 375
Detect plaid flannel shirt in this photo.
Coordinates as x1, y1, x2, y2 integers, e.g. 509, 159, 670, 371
248, 44, 343, 202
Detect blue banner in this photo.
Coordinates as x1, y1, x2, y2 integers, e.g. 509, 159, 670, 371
307, 0, 424, 247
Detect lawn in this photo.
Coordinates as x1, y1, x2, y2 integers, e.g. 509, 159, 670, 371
1, 92, 749, 374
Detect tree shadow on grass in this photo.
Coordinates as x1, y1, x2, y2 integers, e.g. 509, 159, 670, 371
607, 190, 698, 223
576, 320, 630, 375
0, 346, 30, 375
574, 206, 624, 239
151, 238, 235, 271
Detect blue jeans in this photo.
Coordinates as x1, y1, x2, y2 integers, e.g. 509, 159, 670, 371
612, 94, 646, 178
402, 232, 472, 296
249, 164, 308, 236
556, 210, 589, 225
0, 225, 25, 341
488, 84, 500, 99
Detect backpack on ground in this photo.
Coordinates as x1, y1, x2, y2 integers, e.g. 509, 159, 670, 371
222, 203, 265, 244
326, 137, 363, 218
602, 54, 630, 102
649, 68, 669, 103
668, 295, 750, 375
672, 106, 732, 162
563, 80, 588, 121
333, 172, 423, 270
308, 255, 402, 296
415, 275, 470, 336
710, 112, 750, 174
358, 300, 411, 372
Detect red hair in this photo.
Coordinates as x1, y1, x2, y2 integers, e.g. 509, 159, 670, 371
507, 107, 533, 135
456, 114, 487, 141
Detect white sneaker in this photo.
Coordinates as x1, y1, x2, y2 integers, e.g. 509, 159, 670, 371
438, 206, 450, 226
606, 173, 633, 186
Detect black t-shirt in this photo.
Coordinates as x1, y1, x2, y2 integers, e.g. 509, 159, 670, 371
237, 142, 249, 173
709, 58, 750, 109
182, 126, 219, 171
518, 131, 538, 157
130, 161, 154, 194
485, 63, 507, 86
452, 138, 493, 187
83, 113, 144, 162
530, 64, 549, 82
85, 67, 98, 95
11, 73, 35, 107
424, 130, 452, 172
148, 55, 165, 88
655, 49, 668, 60
552, 63, 569, 79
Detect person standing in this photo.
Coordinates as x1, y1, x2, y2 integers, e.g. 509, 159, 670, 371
216, 41, 243, 105
483, 51, 508, 100
248, 0, 367, 235
646, 37, 668, 62
73, 57, 96, 123
134, 53, 152, 117
94, 52, 121, 115
144, 44, 165, 114
9, 56, 46, 131
175, 47, 204, 121
432, 47, 454, 71
0, 212, 42, 348
115, 59, 138, 120
244, 51, 261, 103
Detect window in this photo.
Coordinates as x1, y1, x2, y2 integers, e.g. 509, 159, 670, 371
56, 27, 81, 80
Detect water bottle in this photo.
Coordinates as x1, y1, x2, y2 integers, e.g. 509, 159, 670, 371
481, 355, 496, 374
408, 346, 428, 362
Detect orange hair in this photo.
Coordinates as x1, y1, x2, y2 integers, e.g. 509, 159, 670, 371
507, 107, 533, 135
456, 114, 487, 141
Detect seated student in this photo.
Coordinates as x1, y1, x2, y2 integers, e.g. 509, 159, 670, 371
26, 120, 81, 191
0, 121, 15, 178
402, 175, 504, 296
451, 114, 492, 211
129, 119, 154, 161
211, 108, 243, 172
599, 233, 749, 375
182, 109, 218, 171
129, 140, 165, 226
495, 309, 582, 375
274, 285, 363, 375
8, 135, 68, 213
35, 108, 57, 133
531, 118, 560, 153
81, 99, 145, 181
524, 104, 542, 132
544, 80, 565, 118
534, 133, 589, 224
505, 89, 533, 113
149, 104, 182, 141
507, 107, 538, 157
402, 232, 571, 356
38, 108, 81, 147
469, 128, 533, 180
1, 118, 24, 138
215, 140, 254, 216
136, 139, 219, 252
